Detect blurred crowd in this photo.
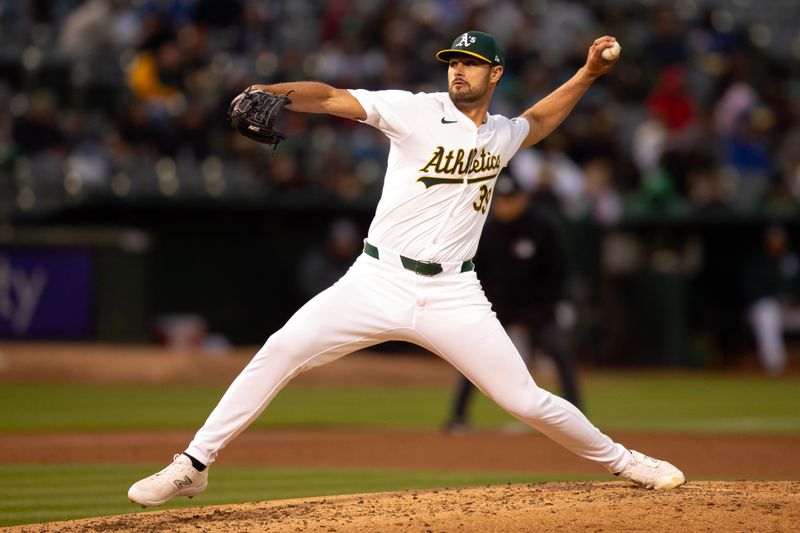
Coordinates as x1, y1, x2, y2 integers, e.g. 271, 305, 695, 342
0, 0, 799, 223
2, 0, 800, 370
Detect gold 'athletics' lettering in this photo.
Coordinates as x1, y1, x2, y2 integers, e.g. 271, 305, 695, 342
418, 146, 501, 182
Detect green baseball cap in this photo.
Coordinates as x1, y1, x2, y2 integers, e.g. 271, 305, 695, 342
436, 31, 505, 67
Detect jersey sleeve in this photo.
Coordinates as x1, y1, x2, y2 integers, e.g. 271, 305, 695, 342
498, 116, 531, 162
348, 89, 420, 143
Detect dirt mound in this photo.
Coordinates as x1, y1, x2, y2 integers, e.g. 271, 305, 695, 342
8, 481, 797, 532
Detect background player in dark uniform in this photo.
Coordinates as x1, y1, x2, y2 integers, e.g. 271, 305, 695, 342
445, 173, 583, 431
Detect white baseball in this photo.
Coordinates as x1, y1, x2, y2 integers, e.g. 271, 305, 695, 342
602, 40, 621, 61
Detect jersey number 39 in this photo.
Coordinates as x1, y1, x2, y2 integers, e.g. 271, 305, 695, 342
473, 184, 493, 214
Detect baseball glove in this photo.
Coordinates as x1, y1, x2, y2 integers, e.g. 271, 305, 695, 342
227, 89, 291, 146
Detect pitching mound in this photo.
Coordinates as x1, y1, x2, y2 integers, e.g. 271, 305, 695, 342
9, 481, 798, 532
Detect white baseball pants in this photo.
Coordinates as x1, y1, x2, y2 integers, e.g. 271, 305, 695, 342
185, 253, 630, 473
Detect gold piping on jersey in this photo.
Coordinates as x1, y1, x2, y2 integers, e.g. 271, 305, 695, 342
417, 172, 498, 189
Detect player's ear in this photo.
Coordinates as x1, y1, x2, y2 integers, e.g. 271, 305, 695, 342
490, 65, 503, 83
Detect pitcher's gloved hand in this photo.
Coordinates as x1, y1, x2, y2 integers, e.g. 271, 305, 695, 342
227, 89, 291, 147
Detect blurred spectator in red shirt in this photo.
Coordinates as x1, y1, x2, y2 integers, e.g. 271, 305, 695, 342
646, 66, 696, 133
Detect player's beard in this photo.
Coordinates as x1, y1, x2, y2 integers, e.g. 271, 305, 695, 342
449, 78, 489, 104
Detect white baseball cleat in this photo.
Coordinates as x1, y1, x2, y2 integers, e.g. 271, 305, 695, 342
616, 450, 686, 490
128, 454, 208, 507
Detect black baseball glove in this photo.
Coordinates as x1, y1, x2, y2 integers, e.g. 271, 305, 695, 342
227, 88, 292, 146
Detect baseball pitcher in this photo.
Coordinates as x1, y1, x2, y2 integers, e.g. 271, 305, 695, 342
129, 32, 684, 507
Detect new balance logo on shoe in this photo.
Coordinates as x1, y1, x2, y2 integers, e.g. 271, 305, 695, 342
128, 454, 209, 507
174, 476, 193, 489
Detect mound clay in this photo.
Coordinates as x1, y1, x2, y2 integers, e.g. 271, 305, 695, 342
8, 481, 799, 532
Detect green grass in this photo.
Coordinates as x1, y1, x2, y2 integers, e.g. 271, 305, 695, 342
0, 464, 598, 526
1, 373, 799, 433
581, 374, 800, 432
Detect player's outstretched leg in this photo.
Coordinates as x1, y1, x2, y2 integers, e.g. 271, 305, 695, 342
615, 450, 685, 489
127, 255, 408, 506
415, 273, 685, 489
128, 454, 208, 507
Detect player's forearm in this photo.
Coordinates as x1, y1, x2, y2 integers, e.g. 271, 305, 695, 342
250, 82, 333, 112
249, 82, 365, 119
520, 67, 596, 147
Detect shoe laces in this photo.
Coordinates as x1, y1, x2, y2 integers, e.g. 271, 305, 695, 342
151, 454, 192, 480
630, 452, 661, 470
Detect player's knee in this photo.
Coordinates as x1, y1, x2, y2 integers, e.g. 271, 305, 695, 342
495, 385, 551, 421
259, 330, 309, 364
259, 329, 338, 374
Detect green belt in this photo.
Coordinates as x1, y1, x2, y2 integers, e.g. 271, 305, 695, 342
363, 242, 474, 276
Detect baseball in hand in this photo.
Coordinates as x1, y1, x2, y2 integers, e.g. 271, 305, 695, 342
602, 40, 621, 61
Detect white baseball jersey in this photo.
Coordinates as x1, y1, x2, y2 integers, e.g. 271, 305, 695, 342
349, 89, 530, 263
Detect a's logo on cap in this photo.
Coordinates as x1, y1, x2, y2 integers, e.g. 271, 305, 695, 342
456, 32, 477, 48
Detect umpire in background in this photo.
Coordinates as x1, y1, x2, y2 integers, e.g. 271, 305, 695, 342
445, 173, 583, 431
